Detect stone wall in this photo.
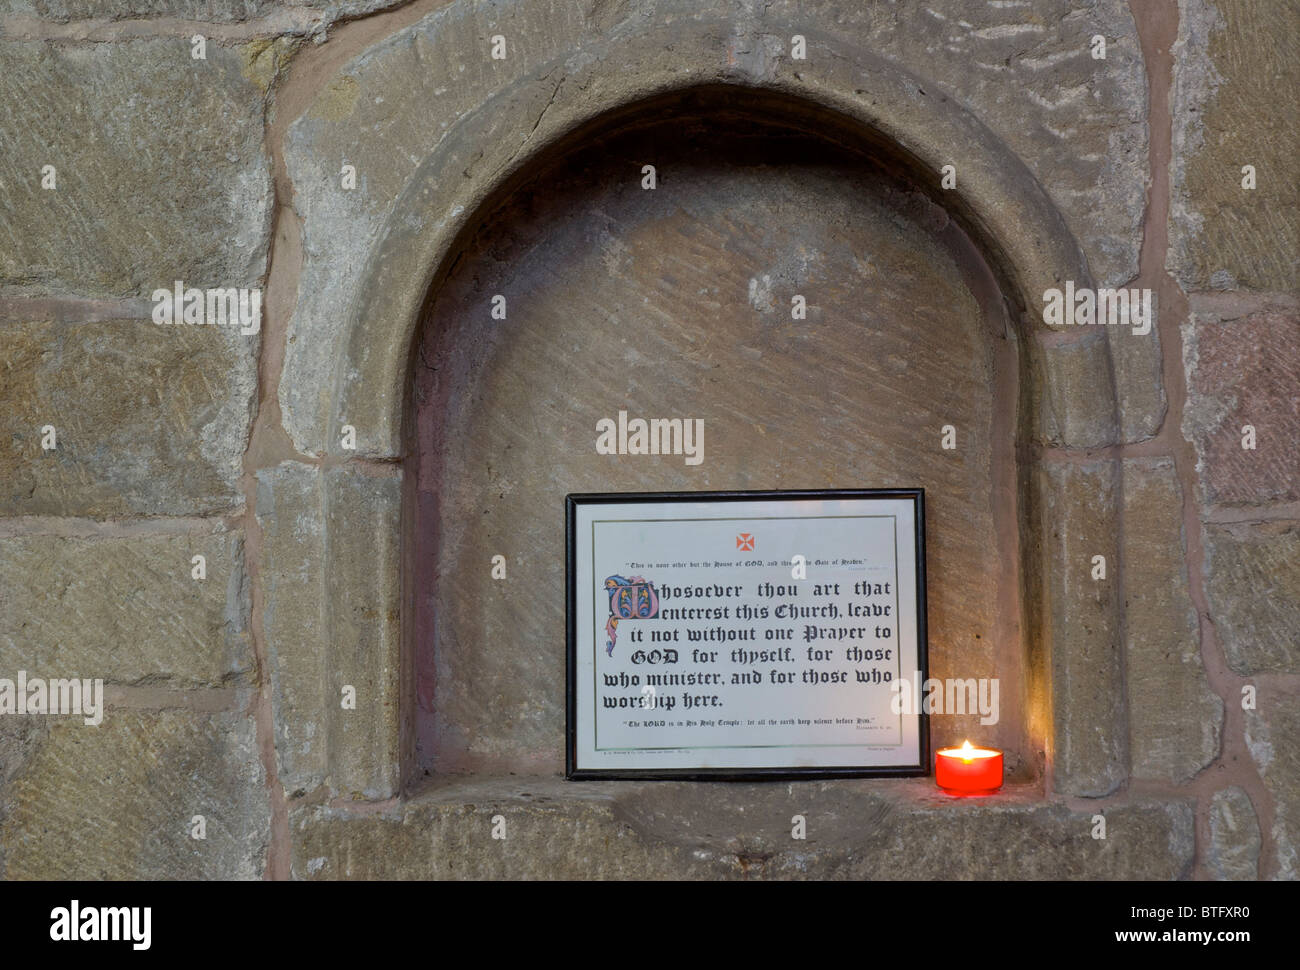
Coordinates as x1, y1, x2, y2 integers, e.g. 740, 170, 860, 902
0, 0, 1295, 880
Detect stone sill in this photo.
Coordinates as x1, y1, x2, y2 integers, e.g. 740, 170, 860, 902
289, 775, 1194, 879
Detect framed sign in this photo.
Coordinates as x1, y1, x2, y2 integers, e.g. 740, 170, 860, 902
566, 488, 928, 780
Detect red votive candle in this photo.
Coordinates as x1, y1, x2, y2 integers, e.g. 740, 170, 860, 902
935, 741, 1003, 795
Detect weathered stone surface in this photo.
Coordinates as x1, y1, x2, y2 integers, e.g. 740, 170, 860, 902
801, 0, 1148, 289
1181, 300, 1300, 507
0, 40, 271, 298
0, 0, 406, 24
280, 0, 1137, 456
1203, 522, 1300, 676
256, 462, 326, 796
412, 122, 1008, 772
1206, 785, 1260, 880
1039, 460, 1125, 797
1168, 0, 1300, 293
1122, 459, 1221, 782
0, 530, 253, 687
0, 717, 42, 794
1034, 333, 1120, 448
0, 317, 256, 516
1245, 703, 1300, 880
257, 462, 401, 799
1107, 322, 1167, 442
323, 465, 401, 799
291, 777, 1193, 879
0, 710, 268, 879
0, 716, 45, 878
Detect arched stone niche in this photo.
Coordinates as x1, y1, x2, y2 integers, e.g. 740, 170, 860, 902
408, 87, 1033, 775
273, 1, 1179, 877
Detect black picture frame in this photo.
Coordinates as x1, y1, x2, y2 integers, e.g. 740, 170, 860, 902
565, 487, 929, 781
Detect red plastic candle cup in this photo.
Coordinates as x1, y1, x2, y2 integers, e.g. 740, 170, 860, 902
935, 741, 1003, 795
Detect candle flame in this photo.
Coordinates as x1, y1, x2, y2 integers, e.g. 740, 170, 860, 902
938, 740, 999, 763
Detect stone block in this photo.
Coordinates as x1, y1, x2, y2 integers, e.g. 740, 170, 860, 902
290, 777, 1193, 879
1206, 785, 1260, 880
0, 39, 271, 298
255, 462, 327, 797
0, 529, 253, 687
291, 781, 716, 881
1122, 458, 1221, 783
0, 317, 256, 516
1204, 522, 1300, 676
1034, 334, 1121, 448
1039, 460, 1126, 796
1181, 300, 1300, 507
0, 710, 268, 879
1245, 702, 1300, 880
1169, 0, 1300, 293
323, 465, 401, 799
0, 716, 44, 878
257, 462, 401, 799
1107, 323, 1167, 442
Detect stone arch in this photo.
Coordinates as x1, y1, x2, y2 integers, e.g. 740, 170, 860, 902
276, 7, 1123, 799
